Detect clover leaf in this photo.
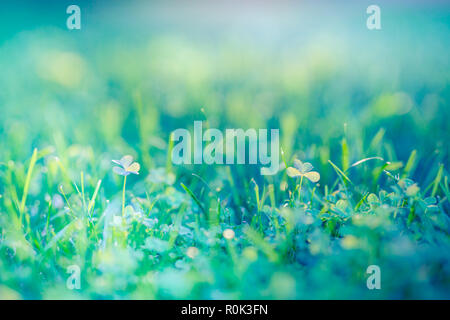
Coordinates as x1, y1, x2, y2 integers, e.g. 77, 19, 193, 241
112, 155, 141, 217
286, 159, 320, 183
112, 155, 140, 176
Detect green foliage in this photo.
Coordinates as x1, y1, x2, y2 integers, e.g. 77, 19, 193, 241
0, 18, 449, 299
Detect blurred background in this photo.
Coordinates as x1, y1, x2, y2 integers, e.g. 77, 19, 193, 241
0, 0, 449, 299
0, 0, 448, 172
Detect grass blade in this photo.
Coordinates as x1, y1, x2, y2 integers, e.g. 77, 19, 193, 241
328, 160, 352, 184
88, 179, 102, 213
19, 148, 38, 216
432, 164, 444, 197
181, 182, 206, 215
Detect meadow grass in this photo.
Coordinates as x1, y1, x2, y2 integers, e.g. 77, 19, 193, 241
0, 120, 448, 299
0, 27, 449, 299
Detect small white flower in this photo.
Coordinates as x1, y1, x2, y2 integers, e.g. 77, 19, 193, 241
223, 229, 235, 240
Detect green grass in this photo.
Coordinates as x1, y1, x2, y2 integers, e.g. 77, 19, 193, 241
0, 23, 449, 299
0, 132, 448, 299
